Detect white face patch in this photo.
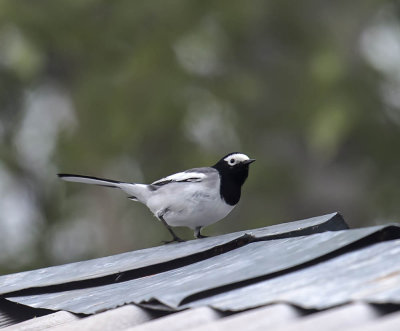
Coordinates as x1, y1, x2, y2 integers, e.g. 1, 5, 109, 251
224, 153, 251, 166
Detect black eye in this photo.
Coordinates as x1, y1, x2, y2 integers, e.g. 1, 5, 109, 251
229, 158, 235, 165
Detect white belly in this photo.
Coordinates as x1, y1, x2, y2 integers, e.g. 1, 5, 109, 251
145, 181, 235, 229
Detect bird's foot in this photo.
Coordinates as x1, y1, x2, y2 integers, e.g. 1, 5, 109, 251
162, 237, 186, 244
196, 234, 208, 239
194, 226, 208, 239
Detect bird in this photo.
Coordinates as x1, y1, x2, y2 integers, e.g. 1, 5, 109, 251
58, 152, 255, 243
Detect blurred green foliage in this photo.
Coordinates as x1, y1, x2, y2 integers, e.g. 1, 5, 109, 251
1, 0, 400, 273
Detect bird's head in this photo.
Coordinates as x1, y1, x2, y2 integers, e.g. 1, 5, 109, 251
213, 152, 255, 184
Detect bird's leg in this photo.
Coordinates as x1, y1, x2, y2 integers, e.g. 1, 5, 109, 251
159, 216, 185, 243
194, 226, 208, 239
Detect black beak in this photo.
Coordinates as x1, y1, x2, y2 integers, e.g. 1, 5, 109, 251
243, 159, 256, 165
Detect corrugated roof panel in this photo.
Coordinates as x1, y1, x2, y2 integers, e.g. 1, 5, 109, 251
0, 311, 15, 329
6, 225, 397, 314
270, 303, 382, 331
346, 310, 400, 331
0, 298, 51, 329
186, 303, 304, 331
0, 212, 345, 295
48, 305, 160, 331
1, 311, 79, 331
182, 239, 400, 311
120, 307, 222, 331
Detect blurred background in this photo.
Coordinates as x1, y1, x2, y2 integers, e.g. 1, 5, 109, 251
1, 0, 400, 274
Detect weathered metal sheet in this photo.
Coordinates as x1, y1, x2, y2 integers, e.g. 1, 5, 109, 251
0, 212, 345, 295
6, 225, 395, 314
1, 311, 79, 331
182, 239, 400, 311
0, 311, 15, 329
242, 211, 347, 239
0, 298, 50, 328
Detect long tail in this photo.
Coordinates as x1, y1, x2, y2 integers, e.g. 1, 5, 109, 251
58, 174, 122, 187
58, 174, 152, 203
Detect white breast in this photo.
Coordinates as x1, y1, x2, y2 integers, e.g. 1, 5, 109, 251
146, 171, 235, 229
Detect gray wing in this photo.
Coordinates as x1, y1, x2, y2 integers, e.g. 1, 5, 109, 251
151, 167, 217, 187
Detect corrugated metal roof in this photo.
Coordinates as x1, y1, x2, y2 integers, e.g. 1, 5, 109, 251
5, 225, 398, 314
0, 212, 345, 295
183, 239, 400, 311
3, 303, 397, 331
1, 212, 400, 331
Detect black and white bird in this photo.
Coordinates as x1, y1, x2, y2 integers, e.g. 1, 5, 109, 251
58, 152, 255, 242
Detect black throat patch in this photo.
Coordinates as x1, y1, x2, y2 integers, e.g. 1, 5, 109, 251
213, 163, 249, 206
219, 174, 242, 205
